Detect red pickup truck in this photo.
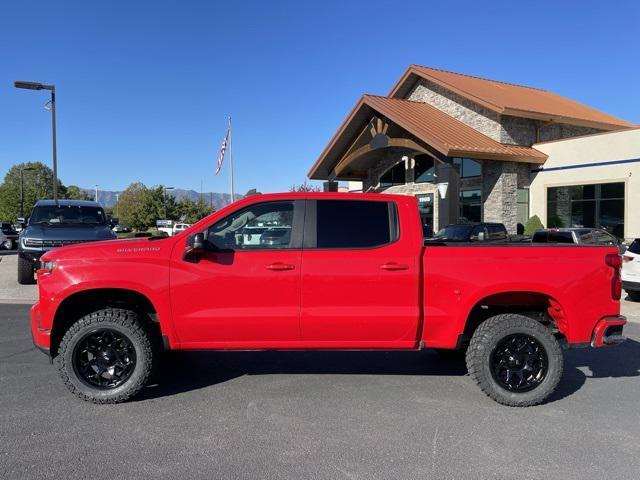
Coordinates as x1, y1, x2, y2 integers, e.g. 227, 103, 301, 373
31, 192, 626, 406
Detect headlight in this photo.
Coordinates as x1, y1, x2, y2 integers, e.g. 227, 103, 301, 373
24, 238, 44, 248
38, 260, 56, 274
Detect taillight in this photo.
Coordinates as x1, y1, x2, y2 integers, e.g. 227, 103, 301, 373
623, 255, 633, 263
606, 253, 622, 300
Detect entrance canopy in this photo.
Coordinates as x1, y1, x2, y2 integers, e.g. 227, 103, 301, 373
308, 94, 547, 181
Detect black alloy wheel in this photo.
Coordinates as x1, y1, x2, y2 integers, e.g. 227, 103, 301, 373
490, 334, 547, 393
73, 329, 137, 389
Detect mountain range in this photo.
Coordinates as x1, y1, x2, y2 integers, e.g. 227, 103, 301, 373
83, 188, 241, 210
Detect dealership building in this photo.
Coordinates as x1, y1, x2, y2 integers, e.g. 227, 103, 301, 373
308, 65, 639, 239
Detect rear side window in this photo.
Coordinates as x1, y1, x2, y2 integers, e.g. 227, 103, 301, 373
315, 200, 395, 249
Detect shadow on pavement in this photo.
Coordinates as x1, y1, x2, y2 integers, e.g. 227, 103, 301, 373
138, 338, 640, 403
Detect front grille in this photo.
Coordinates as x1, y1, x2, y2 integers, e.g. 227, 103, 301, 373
42, 239, 89, 247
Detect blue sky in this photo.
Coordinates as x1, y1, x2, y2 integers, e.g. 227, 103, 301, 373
1, 0, 638, 194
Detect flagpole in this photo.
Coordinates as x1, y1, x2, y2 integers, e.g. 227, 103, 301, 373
229, 116, 235, 203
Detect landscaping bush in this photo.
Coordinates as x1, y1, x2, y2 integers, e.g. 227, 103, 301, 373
524, 215, 544, 236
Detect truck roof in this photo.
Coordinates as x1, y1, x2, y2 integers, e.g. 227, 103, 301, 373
35, 199, 102, 207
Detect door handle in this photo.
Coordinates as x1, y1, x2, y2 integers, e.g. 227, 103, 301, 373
266, 262, 296, 271
380, 262, 409, 271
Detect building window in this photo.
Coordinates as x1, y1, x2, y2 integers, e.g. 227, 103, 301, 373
379, 161, 406, 187
517, 188, 529, 227
460, 190, 481, 223
547, 182, 625, 238
414, 155, 436, 183
453, 158, 481, 178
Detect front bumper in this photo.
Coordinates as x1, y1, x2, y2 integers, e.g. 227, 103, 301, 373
30, 302, 51, 358
591, 316, 627, 347
622, 280, 640, 292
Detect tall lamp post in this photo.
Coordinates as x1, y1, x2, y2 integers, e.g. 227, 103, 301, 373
20, 166, 36, 218
164, 186, 174, 219
14, 81, 58, 202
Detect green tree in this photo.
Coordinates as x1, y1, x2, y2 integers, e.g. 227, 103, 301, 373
0, 162, 65, 221
177, 196, 214, 224
142, 186, 180, 223
524, 215, 545, 235
65, 185, 92, 201
116, 182, 150, 230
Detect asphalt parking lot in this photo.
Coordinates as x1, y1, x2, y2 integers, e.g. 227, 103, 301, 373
2, 301, 640, 479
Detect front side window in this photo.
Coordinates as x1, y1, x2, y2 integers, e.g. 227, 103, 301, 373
207, 202, 294, 250
315, 200, 394, 249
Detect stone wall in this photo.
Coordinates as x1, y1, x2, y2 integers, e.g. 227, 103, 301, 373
482, 161, 532, 233
407, 80, 502, 141
406, 80, 605, 146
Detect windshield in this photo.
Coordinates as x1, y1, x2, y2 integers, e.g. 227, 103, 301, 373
435, 225, 474, 241
30, 205, 107, 225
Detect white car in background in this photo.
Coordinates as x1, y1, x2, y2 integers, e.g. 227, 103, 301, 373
172, 223, 191, 236
622, 239, 640, 301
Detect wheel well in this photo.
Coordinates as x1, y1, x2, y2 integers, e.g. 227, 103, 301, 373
460, 292, 562, 348
50, 289, 161, 357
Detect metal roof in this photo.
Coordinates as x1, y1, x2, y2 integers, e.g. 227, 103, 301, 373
308, 95, 547, 179
389, 65, 634, 130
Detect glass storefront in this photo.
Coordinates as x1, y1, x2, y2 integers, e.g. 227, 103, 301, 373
547, 182, 625, 238
379, 161, 406, 187
460, 190, 482, 223
416, 193, 434, 237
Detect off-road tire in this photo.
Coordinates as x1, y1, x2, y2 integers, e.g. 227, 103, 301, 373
626, 291, 640, 302
465, 313, 563, 407
17, 255, 35, 285
55, 308, 154, 404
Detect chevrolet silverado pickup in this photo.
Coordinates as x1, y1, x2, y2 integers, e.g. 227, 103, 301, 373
31, 192, 626, 406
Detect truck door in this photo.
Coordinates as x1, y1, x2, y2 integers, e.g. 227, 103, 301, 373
300, 198, 422, 348
170, 200, 304, 346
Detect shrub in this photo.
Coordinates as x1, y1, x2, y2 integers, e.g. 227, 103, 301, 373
524, 215, 544, 236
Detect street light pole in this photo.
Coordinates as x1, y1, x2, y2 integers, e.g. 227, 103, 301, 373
14, 81, 59, 202
95, 184, 99, 203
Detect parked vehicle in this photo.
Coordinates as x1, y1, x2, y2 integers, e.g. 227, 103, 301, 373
31, 193, 625, 406
1, 221, 19, 249
622, 239, 640, 301
430, 222, 509, 243
18, 200, 117, 284
172, 223, 191, 236
532, 228, 625, 254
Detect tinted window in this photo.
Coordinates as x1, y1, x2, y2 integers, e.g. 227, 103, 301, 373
487, 224, 507, 240
436, 225, 474, 241
207, 202, 294, 250
414, 155, 435, 183
629, 240, 640, 254
316, 200, 393, 249
548, 232, 575, 244
379, 162, 406, 187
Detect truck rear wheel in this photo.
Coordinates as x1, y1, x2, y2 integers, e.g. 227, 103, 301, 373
465, 314, 563, 407
17, 255, 35, 285
55, 308, 154, 404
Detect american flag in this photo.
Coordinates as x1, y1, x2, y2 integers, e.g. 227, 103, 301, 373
215, 127, 230, 175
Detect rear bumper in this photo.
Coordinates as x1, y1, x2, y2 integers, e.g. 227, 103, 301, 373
591, 316, 627, 347
622, 280, 640, 292
30, 302, 51, 358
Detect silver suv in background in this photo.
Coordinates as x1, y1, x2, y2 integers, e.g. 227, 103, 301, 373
531, 228, 625, 254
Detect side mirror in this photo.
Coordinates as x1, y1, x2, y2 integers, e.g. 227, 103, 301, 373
183, 232, 206, 262
192, 232, 205, 251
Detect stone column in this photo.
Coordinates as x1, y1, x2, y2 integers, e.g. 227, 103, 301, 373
482, 161, 519, 233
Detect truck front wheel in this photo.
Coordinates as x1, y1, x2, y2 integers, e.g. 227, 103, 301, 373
17, 255, 35, 285
55, 308, 155, 404
465, 314, 563, 407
